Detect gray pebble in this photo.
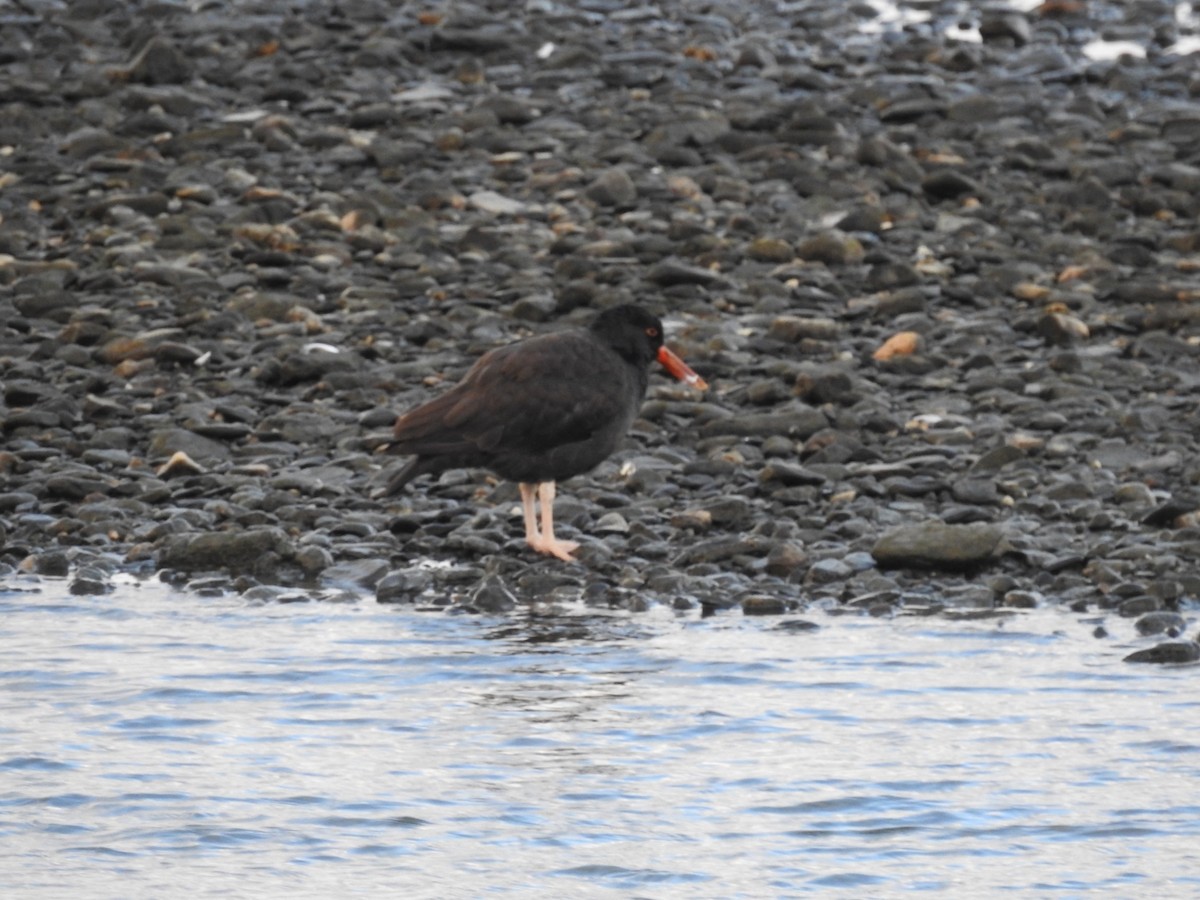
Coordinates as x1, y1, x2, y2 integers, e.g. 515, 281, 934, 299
1124, 641, 1200, 665
1135, 611, 1187, 636
872, 522, 1009, 570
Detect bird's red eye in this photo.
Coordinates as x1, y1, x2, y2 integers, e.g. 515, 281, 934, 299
645, 326, 659, 338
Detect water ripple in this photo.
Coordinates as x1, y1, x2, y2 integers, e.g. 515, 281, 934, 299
2, 583, 1198, 896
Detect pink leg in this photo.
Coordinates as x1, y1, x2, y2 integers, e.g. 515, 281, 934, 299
521, 481, 579, 562
519, 483, 540, 546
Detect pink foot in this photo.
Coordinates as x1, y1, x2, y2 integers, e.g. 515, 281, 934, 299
527, 535, 580, 562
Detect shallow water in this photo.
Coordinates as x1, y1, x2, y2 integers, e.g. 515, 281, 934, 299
2, 576, 1198, 899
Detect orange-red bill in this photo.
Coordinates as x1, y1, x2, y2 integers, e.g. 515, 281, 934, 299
656, 345, 708, 392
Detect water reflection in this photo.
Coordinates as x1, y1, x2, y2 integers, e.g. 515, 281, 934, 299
2, 578, 1199, 896
864, 0, 1200, 57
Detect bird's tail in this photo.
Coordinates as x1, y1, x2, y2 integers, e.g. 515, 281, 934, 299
383, 456, 423, 496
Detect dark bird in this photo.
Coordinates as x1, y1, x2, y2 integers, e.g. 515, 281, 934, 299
385, 304, 707, 561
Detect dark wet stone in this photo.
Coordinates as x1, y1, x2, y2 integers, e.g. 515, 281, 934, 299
60, 127, 125, 159
836, 204, 886, 233
1002, 590, 1042, 609
952, 478, 999, 505
922, 170, 983, 200
155, 342, 205, 365
872, 522, 1008, 571
469, 575, 519, 613
31, 551, 70, 577
979, 12, 1031, 45
584, 168, 637, 208
742, 596, 788, 616
806, 558, 853, 584
449, 534, 503, 555
294, 545, 333, 577
866, 261, 922, 291
759, 463, 826, 487
69, 570, 112, 596
773, 619, 819, 633
1046, 554, 1088, 574
5, 408, 68, 430
885, 476, 944, 498
696, 497, 753, 527
768, 315, 840, 342
879, 97, 946, 124
1044, 481, 1094, 502
157, 527, 294, 573
795, 233, 858, 265
746, 237, 793, 263
1135, 611, 1187, 637
91, 192, 172, 218
1124, 641, 1200, 665
946, 96, 1006, 126
745, 379, 788, 406
429, 26, 516, 54
44, 475, 112, 501
1161, 117, 1200, 146
1117, 596, 1162, 618
765, 542, 807, 577
260, 349, 364, 387
190, 422, 253, 441
376, 567, 435, 603
971, 445, 1025, 473
4, 380, 62, 407
674, 536, 768, 566
258, 412, 347, 445
699, 407, 827, 439
0, 492, 38, 513
1142, 497, 1200, 528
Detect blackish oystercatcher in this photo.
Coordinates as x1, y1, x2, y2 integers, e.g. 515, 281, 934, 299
385, 304, 707, 561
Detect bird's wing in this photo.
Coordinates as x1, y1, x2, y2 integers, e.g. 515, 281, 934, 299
392, 333, 626, 457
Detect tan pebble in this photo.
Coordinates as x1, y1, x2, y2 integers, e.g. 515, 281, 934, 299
873, 331, 921, 360
1012, 282, 1050, 302
156, 451, 206, 478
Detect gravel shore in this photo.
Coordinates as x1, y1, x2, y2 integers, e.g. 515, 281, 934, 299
2, 0, 1199, 656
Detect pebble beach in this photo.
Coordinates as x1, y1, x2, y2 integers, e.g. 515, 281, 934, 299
3, 0, 1200, 659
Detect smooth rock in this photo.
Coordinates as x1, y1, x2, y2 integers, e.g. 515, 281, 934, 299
1135, 611, 1187, 636
157, 528, 295, 573
872, 522, 1009, 570
1124, 641, 1200, 664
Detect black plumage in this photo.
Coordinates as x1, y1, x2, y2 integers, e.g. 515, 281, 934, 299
385, 304, 706, 560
